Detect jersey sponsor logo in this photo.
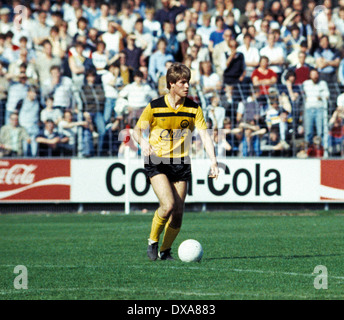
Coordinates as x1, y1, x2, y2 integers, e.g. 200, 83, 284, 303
159, 129, 190, 141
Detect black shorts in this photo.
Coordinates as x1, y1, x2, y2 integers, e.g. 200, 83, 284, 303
144, 156, 191, 183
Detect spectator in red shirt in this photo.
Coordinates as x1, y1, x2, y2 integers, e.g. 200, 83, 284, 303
251, 56, 277, 95
291, 51, 312, 85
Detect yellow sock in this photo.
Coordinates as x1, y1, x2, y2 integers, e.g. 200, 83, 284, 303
160, 220, 180, 252
149, 210, 168, 243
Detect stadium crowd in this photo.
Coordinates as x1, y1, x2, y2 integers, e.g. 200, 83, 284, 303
0, 0, 344, 158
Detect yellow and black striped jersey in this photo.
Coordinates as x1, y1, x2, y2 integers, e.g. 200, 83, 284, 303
136, 95, 207, 158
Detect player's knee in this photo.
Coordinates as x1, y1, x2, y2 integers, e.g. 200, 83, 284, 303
160, 201, 175, 217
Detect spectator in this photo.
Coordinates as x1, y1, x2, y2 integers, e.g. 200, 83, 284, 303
5, 73, 28, 124
154, 0, 187, 28
0, 8, 12, 35
209, 16, 227, 54
148, 37, 174, 83
180, 26, 196, 61
93, 2, 112, 33
196, 12, 215, 47
284, 24, 306, 55
206, 95, 226, 129
0, 61, 10, 126
17, 86, 40, 157
133, 0, 147, 19
191, 34, 210, 62
113, 51, 134, 86
237, 33, 260, 84
210, 2, 226, 26
58, 110, 92, 156
212, 28, 233, 77
101, 63, 123, 124
58, 21, 73, 52
48, 26, 68, 60
265, 94, 288, 131
328, 105, 344, 156
290, 51, 312, 85
339, 55, 344, 85
251, 56, 277, 95
123, 34, 143, 71
100, 21, 127, 60
158, 60, 174, 96
303, 69, 330, 145
238, 1, 256, 27
92, 40, 109, 76
69, 13, 89, 39
133, 18, 154, 62
118, 70, 157, 123
31, 10, 51, 48
81, 70, 106, 155
42, 66, 73, 111
160, 20, 179, 58
221, 39, 246, 87
139, 64, 156, 90
143, 7, 162, 40
199, 60, 222, 104
307, 135, 324, 158
85, 0, 101, 28
36, 119, 66, 157
224, 11, 241, 39
68, 41, 93, 89
328, 22, 343, 51
236, 86, 266, 127
314, 35, 341, 83
212, 128, 232, 158
0, 112, 30, 157
334, 5, 344, 35
287, 39, 315, 70
222, 116, 242, 155
7, 49, 38, 84
260, 33, 286, 81
35, 39, 62, 85
261, 126, 290, 157
117, 2, 139, 35
40, 95, 63, 125
255, 19, 270, 48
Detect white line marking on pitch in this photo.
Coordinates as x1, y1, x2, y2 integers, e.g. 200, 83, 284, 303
1, 264, 344, 280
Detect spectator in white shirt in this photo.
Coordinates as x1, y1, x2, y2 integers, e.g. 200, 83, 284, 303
260, 32, 285, 80
303, 69, 330, 145
118, 70, 157, 124
100, 21, 127, 60
41, 66, 73, 110
92, 40, 109, 76
237, 33, 260, 82
93, 3, 112, 33
101, 63, 123, 123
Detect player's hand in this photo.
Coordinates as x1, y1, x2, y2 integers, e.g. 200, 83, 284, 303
141, 139, 156, 157
208, 161, 219, 179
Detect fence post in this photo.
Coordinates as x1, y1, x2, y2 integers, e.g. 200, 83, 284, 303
125, 150, 130, 215
323, 99, 329, 159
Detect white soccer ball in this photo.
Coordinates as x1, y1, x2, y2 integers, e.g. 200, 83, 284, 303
178, 239, 203, 262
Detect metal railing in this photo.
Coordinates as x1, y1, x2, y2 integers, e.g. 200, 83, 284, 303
0, 82, 343, 159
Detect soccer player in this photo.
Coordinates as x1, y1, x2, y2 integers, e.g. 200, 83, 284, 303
132, 63, 219, 261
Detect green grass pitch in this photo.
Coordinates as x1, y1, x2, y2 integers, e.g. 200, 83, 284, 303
0, 210, 343, 300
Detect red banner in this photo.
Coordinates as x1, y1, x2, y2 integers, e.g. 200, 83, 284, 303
0, 159, 71, 201
320, 160, 344, 201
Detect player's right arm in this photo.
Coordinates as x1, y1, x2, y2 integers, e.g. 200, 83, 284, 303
132, 104, 156, 157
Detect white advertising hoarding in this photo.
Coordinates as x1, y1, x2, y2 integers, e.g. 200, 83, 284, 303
70, 159, 321, 203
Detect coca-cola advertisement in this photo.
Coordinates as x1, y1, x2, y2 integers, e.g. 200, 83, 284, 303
0, 160, 71, 201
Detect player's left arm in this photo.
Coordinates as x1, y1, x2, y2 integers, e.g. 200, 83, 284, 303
198, 129, 219, 179
195, 105, 219, 178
